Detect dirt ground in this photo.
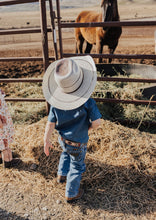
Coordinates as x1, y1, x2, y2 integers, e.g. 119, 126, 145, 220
0, 2, 156, 220
1, 3, 156, 78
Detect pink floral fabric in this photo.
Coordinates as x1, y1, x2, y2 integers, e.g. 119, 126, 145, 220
0, 89, 14, 150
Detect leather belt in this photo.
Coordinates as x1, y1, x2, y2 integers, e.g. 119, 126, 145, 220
61, 136, 81, 147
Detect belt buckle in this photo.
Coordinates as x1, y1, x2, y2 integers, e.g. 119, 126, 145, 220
61, 136, 81, 147
67, 140, 80, 147
75, 143, 81, 147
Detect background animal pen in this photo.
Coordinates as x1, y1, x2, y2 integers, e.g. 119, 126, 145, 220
0, 0, 156, 121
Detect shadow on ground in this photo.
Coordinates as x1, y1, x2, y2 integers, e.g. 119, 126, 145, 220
97, 102, 156, 134
0, 208, 27, 220
15, 145, 156, 217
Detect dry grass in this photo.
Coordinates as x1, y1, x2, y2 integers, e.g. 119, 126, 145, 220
0, 117, 156, 219
0, 66, 155, 219
0, 51, 156, 220
1, 71, 156, 128
0, 2, 156, 218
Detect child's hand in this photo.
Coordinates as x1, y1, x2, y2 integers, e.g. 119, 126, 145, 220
44, 141, 53, 156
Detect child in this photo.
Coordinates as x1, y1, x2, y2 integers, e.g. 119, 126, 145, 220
0, 88, 21, 168
43, 56, 101, 202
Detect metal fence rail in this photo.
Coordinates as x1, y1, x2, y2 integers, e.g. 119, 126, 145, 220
5, 98, 45, 102
60, 20, 156, 28
0, 57, 55, 62
0, 0, 156, 109
0, 0, 50, 69
63, 53, 156, 60
3, 97, 156, 105
1, 78, 156, 105
0, 27, 50, 35
0, 0, 40, 6
59, 19, 156, 60
1, 77, 156, 83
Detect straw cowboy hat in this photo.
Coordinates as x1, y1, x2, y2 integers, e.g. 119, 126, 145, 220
42, 55, 97, 110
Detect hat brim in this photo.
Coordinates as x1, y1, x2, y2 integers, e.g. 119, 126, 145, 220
42, 56, 97, 110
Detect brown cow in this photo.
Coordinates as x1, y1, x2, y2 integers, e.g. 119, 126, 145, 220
75, 0, 122, 63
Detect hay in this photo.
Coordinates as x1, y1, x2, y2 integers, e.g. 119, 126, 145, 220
0, 72, 155, 219
0, 117, 155, 219
93, 75, 156, 127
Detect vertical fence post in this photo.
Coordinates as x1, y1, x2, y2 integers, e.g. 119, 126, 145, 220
56, 0, 63, 58
39, 0, 50, 113
49, 0, 59, 60
155, 30, 156, 54
39, 0, 49, 71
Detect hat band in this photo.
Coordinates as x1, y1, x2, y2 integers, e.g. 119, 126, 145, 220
61, 70, 84, 94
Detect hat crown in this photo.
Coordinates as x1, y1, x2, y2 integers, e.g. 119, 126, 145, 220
43, 55, 97, 110
54, 58, 83, 93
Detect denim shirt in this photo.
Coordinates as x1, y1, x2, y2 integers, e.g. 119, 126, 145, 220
48, 98, 101, 143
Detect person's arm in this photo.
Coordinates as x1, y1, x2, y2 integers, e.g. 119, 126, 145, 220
44, 121, 56, 156
89, 118, 101, 131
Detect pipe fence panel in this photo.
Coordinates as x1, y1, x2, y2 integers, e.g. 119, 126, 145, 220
0, 0, 55, 66
0, 0, 156, 108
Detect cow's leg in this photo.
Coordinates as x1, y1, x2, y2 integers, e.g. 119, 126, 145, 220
84, 42, 93, 54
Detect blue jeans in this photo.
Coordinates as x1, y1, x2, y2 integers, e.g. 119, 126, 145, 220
57, 137, 87, 198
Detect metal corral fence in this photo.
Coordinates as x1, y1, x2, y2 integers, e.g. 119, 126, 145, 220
0, 0, 57, 104
0, 0, 58, 68
0, 0, 156, 107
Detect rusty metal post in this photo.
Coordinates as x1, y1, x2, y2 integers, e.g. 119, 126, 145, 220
39, 0, 49, 70
39, 0, 50, 113
49, 0, 59, 60
56, 0, 63, 58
